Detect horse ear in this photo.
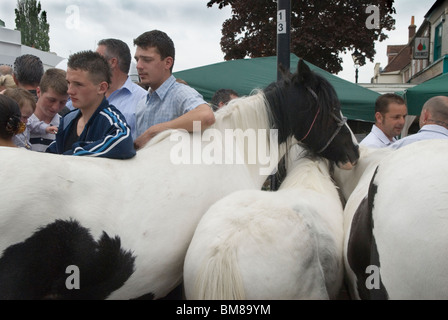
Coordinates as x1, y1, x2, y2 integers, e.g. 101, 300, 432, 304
296, 59, 313, 84
277, 63, 290, 79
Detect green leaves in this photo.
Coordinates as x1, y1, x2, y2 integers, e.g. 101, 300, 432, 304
207, 0, 396, 74
14, 0, 50, 52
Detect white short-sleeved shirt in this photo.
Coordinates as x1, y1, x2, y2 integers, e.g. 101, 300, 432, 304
360, 125, 396, 148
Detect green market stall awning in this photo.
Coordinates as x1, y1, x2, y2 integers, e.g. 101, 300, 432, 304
403, 73, 448, 115
173, 54, 380, 122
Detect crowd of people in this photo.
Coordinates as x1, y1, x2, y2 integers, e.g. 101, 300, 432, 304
0, 30, 220, 158
1, 28, 447, 158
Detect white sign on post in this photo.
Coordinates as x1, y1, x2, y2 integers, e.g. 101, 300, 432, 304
414, 38, 429, 59
277, 9, 287, 34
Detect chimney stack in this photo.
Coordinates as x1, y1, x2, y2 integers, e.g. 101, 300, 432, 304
409, 16, 416, 43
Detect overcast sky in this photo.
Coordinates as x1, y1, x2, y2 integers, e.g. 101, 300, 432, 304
0, 0, 436, 83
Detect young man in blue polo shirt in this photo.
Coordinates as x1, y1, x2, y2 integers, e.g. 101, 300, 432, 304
46, 51, 136, 159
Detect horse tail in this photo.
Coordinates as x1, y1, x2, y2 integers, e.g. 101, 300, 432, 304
191, 244, 246, 300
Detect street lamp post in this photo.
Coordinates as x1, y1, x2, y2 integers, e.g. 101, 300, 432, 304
352, 49, 362, 84
354, 64, 359, 84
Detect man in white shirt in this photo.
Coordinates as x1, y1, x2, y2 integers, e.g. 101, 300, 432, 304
391, 96, 448, 149
360, 93, 408, 148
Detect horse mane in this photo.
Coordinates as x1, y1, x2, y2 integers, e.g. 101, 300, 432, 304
265, 67, 339, 152
212, 90, 273, 133
145, 90, 274, 149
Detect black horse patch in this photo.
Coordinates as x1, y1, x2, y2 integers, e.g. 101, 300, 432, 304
346, 167, 389, 300
0, 219, 136, 300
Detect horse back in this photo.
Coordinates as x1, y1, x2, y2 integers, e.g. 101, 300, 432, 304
346, 140, 448, 299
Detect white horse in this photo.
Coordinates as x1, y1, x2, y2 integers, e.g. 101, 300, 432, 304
183, 145, 345, 300
332, 140, 448, 299
0, 60, 359, 300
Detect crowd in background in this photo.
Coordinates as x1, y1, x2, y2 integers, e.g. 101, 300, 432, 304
1, 29, 447, 157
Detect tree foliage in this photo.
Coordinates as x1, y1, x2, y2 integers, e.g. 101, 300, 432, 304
15, 0, 50, 51
207, 0, 396, 73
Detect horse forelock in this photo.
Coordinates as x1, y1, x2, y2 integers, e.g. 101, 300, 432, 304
317, 75, 339, 116
263, 78, 298, 143
305, 74, 340, 138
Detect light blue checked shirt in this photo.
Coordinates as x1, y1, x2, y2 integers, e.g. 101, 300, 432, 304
66, 77, 147, 140
135, 75, 206, 138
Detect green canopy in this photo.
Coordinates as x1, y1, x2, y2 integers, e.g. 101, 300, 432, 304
403, 73, 448, 115
173, 54, 380, 122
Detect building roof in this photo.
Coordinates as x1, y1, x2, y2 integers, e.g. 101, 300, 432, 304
387, 45, 407, 56
425, 0, 445, 18
382, 45, 412, 73
380, 16, 417, 74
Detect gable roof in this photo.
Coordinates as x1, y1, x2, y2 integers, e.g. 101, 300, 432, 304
383, 45, 412, 73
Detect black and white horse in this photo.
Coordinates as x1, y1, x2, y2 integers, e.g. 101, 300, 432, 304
183, 145, 345, 299
333, 140, 448, 299
0, 59, 359, 299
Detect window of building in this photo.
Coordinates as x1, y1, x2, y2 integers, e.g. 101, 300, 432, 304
434, 23, 443, 61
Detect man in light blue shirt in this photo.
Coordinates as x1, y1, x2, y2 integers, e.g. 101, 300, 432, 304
133, 30, 215, 150
96, 39, 147, 140
104, 75, 146, 140
360, 93, 407, 148
391, 96, 448, 149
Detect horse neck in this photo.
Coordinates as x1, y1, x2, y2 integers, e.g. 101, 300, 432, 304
279, 152, 335, 194
332, 145, 394, 200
